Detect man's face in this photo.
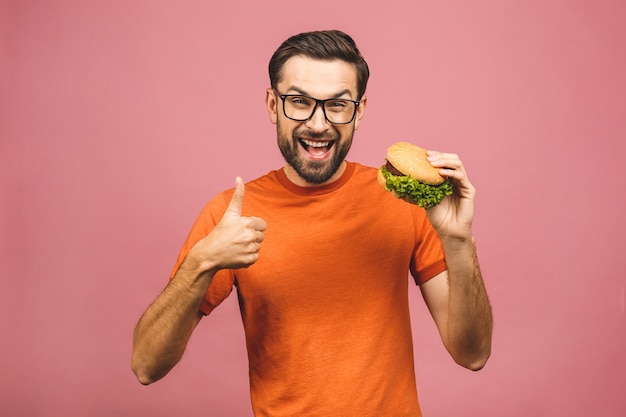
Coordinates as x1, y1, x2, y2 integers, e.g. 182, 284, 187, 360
266, 56, 367, 186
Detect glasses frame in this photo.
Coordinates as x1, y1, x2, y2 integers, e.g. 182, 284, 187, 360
274, 89, 360, 125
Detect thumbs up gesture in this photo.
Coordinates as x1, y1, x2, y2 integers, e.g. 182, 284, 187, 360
197, 177, 267, 270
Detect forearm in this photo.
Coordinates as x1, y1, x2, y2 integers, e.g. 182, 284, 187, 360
440, 235, 493, 370
131, 259, 215, 385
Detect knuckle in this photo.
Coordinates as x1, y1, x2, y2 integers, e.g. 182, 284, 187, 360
246, 253, 260, 265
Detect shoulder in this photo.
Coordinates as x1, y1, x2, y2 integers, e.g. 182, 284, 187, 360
345, 162, 379, 188
209, 170, 282, 204
242, 170, 282, 194
348, 161, 431, 221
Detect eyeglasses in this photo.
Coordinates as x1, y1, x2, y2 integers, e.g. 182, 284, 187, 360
274, 89, 360, 125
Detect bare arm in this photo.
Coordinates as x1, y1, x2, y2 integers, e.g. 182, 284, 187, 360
420, 151, 493, 370
131, 178, 267, 384
131, 263, 212, 385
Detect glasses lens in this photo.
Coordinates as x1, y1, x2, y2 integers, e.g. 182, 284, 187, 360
283, 96, 356, 124
283, 96, 315, 121
324, 100, 356, 124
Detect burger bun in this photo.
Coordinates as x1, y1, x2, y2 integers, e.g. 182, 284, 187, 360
386, 142, 444, 185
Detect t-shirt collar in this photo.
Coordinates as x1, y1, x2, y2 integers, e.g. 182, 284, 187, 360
275, 161, 356, 196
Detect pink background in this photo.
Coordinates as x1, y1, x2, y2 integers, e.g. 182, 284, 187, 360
2, 1, 625, 416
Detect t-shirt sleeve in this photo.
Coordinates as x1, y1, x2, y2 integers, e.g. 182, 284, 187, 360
168, 192, 236, 315
409, 207, 447, 285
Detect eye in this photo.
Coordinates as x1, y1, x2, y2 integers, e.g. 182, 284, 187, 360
326, 100, 349, 112
288, 96, 313, 107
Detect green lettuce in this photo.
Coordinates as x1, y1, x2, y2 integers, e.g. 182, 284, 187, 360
380, 165, 453, 209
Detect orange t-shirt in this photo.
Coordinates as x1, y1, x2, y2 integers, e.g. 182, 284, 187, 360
170, 162, 446, 417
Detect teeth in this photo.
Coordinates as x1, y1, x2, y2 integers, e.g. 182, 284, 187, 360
302, 139, 330, 148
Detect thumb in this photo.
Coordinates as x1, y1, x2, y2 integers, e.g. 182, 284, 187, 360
226, 176, 245, 216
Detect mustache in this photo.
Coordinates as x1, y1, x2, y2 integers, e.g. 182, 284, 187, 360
294, 129, 339, 141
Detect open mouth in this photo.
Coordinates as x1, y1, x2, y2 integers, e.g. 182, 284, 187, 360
299, 138, 335, 158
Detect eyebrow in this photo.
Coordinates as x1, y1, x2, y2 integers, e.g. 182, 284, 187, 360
285, 87, 354, 100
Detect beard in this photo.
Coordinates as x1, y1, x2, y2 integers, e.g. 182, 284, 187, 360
276, 120, 354, 185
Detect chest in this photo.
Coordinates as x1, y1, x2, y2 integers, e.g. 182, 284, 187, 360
234, 192, 416, 314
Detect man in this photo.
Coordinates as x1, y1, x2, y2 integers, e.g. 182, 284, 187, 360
132, 30, 492, 416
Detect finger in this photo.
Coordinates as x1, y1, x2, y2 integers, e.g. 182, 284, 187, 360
428, 153, 463, 170
439, 167, 464, 181
426, 150, 446, 168
226, 177, 245, 216
250, 216, 268, 232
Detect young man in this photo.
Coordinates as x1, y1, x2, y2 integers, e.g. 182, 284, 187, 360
132, 30, 492, 417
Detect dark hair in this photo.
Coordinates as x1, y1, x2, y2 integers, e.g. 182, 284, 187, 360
269, 30, 370, 99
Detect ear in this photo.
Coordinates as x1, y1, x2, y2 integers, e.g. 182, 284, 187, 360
266, 88, 278, 125
354, 94, 367, 130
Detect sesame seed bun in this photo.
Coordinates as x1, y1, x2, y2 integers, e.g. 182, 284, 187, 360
385, 142, 444, 185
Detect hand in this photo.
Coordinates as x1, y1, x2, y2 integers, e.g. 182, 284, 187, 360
192, 177, 267, 270
425, 151, 476, 240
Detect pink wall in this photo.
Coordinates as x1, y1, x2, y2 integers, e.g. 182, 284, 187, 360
2, 1, 625, 416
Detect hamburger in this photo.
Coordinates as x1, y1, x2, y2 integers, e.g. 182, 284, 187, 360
377, 142, 453, 209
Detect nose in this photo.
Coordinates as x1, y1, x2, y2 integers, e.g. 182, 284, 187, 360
305, 103, 330, 132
